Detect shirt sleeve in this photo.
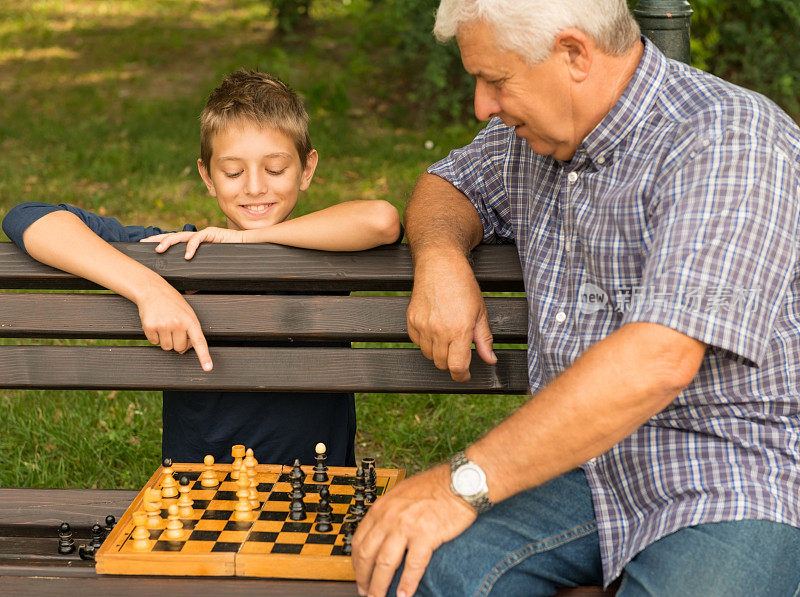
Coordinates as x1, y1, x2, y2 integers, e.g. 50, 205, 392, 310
2, 202, 196, 253
427, 118, 515, 243
621, 124, 799, 368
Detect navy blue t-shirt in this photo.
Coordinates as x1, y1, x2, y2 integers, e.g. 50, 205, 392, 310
2, 202, 357, 466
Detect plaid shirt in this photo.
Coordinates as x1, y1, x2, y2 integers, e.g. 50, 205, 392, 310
429, 38, 800, 585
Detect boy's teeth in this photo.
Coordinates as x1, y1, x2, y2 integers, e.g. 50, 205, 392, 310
246, 204, 269, 213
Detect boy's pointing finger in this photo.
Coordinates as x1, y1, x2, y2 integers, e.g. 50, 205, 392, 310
189, 325, 213, 372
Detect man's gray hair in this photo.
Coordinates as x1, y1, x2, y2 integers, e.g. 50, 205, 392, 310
434, 0, 640, 64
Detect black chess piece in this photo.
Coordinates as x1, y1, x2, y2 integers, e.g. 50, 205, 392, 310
289, 469, 307, 521
363, 459, 377, 504
90, 523, 103, 550
180, 475, 190, 487
104, 514, 116, 536
341, 513, 359, 556
163, 457, 173, 467
342, 532, 353, 556
57, 522, 75, 555
78, 544, 95, 560
314, 487, 333, 533
350, 467, 367, 517
313, 449, 329, 483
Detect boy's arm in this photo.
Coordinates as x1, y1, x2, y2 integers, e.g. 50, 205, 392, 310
20, 211, 212, 371
145, 200, 402, 259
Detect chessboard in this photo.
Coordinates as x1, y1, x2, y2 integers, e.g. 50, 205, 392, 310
95, 458, 405, 580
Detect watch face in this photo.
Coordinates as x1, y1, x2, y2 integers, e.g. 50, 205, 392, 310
453, 464, 485, 496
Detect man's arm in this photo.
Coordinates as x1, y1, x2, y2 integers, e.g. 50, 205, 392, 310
142, 200, 403, 258
404, 172, 496, 381
22, 211, 212, 370
352, 321, 707, 597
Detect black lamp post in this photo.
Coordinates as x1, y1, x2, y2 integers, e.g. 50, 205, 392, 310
633, 0, 693, 64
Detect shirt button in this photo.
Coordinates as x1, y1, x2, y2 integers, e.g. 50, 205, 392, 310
567, 171, 578, 183
555, 311, 567, 323
596, 155, 605, 165
564, 241, 572, 253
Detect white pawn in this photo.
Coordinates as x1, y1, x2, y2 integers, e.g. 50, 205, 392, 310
164, 504, 183, 540
233, 472, 253, 521
177, 476, 194, 518
161, 458, 179, 499
200, 454, 219, 488
144, 487, 162, 528
247, 462, 259, 509
131, 510, 150, 550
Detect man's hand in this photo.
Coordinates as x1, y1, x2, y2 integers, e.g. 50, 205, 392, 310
136, 282, 213, 371
352, 464, 477, 597
407, 249, 497, 382
141, 226, 245, 260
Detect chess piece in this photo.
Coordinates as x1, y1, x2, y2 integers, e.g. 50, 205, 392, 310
289, 462, 307, 521
164, 504, 184, 540
314, 487, 333, 533
362, 457, 377, 503
244, 447, 257, 470
131, 510, 150, 550
57, 522, 76, 554
341, 514, 359, 556
78, 543, 95, 560
104, 514, 116, 536
247, 462, 259, 509
231, 444, 246, 480
313, 442, 329, 482
200, 454, 219, 488
234, 471, 254, 521
342, 532, 353, 556
350, 466, 367, 517
145, 487, 163, 528
177, 475, 194, 517
161, 457, 179, 498
89, 523, 103, 550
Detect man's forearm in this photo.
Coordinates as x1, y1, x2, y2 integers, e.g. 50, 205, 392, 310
405, 172, 484, 261
467, 322, 707, 503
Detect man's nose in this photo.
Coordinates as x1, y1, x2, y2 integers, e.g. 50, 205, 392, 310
474, 79, 500, 121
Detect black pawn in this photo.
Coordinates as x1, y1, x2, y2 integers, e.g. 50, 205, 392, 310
162, 457, 173, 467
342, 532, 353, 556
104, 514, 116, 536
78, 544, 95, 561
313, 449, 329, 483
315, 487, 333, 533
58, 522, 75, 555
180, 475, 190, 488
341, 514, 359, 556
90, 523, 103, 550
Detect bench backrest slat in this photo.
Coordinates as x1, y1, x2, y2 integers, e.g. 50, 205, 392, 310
0, 345, 530, 394
0, 293, 527, 342
0, 243, 524, 292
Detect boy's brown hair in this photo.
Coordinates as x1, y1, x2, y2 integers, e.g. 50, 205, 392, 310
200, 70, 312, 171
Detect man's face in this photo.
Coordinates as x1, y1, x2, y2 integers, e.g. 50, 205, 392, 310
198, 123, 317, 231
457, 21, 577, 161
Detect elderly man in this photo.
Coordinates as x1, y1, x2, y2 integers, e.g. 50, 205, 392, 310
352, 0, 800, 595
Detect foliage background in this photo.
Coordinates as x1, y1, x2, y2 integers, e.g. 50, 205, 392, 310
0, 0, 797, 489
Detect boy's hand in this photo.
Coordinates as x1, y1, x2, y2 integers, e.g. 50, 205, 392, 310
141, 227, 245, 260
136, 283, 213, 372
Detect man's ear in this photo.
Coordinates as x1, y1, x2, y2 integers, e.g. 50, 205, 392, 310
197, 158, 217, 197
299, 149, 319, 191
554, 28, 592, 83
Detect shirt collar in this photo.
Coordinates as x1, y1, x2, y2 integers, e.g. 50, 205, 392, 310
579, 37, 669, 168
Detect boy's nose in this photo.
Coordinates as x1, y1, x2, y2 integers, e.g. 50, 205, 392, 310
245, 172, 267, 196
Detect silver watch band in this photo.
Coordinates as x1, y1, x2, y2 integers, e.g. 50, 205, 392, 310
449, 451, 493, 514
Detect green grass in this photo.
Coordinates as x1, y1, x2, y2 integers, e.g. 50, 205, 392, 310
0, 0, 525, 489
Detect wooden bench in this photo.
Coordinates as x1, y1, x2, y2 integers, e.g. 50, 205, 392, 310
0, 240, 610, 595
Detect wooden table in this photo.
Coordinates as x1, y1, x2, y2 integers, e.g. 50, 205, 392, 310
0, 488, 610, 596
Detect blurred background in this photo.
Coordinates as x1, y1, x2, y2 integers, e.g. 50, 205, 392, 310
1, 0, 797, 489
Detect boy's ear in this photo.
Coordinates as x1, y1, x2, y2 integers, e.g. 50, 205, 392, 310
299, 150, 319, 191
197, 158, 217, 197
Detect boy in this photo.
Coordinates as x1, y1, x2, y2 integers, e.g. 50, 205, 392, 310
2, 70, 402, 466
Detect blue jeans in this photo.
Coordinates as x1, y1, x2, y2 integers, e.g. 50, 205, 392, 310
390, 469, 800, 596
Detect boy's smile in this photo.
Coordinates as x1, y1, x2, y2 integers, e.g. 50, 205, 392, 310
198, 123, 317, 231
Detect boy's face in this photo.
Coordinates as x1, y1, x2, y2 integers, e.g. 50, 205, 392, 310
198, 123, 317, 231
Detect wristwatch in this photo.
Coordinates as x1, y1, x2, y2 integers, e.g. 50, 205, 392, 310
449, 451, 493, 514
